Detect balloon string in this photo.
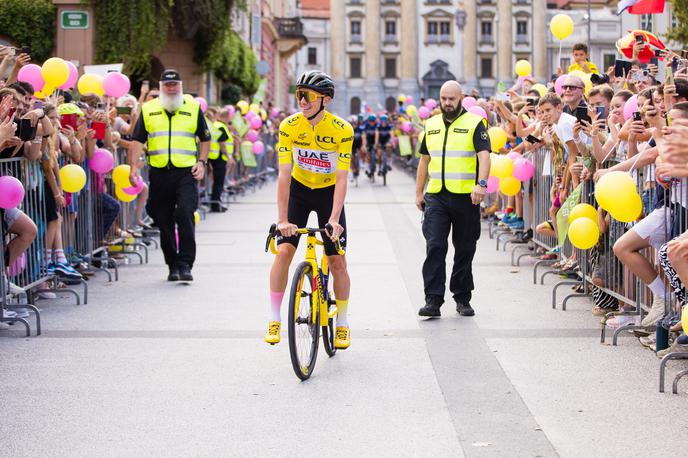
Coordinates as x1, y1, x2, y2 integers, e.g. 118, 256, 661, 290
557, 41, 562, 70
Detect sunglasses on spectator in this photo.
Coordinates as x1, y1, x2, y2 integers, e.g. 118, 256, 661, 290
562, 85, 583, 91
295, 89, 324, 103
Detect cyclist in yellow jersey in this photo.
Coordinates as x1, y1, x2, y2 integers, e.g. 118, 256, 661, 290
265, 71, 354, 348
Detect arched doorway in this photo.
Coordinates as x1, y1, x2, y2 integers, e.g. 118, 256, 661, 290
385, 96, 396, 113
350, 96, 361, 115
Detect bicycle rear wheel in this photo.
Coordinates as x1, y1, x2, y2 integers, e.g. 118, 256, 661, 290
288, 262, 320, 380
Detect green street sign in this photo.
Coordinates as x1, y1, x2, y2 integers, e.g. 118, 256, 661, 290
61, 11, 89, 29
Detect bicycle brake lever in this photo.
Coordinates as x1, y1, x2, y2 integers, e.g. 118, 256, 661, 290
265, 223, 277, 253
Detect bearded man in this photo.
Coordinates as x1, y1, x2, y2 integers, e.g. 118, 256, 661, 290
128, 69, 211, 282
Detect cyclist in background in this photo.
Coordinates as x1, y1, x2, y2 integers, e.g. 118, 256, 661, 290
265, 70, 354, 349
362, 114, 378, 180
377, 114, 394, 176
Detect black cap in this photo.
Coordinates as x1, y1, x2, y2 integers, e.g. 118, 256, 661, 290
160, 69, 182, 82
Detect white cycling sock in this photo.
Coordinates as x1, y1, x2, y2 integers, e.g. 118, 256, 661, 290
648, 276, 667, 300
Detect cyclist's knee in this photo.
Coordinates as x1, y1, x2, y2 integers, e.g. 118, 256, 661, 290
275, 245, 296, 265
328, 256, 348, 275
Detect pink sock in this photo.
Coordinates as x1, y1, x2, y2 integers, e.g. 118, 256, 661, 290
270, 291, 284, 322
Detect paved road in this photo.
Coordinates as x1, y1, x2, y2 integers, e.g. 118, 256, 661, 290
1, 169, 686, 457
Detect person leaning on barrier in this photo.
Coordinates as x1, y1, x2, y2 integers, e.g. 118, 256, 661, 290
415, 80, 491, 318
128, 69, 211, 283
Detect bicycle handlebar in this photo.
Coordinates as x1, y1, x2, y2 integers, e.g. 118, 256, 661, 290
265, 224, 345, 255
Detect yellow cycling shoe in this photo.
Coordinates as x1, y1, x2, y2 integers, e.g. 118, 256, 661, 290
264, 321, 281, 345
334, 326, 350, 349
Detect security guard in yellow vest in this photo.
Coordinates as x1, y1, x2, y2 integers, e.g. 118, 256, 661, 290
128, 69, 211, 282
205, 107, 232, 212
415, 81, 491, 318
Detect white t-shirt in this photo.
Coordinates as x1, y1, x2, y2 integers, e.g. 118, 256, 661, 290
554, 112, 577, 143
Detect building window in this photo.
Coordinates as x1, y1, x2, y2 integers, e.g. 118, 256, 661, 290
640, 14, 653, 33
385, 97, 397, 113
480, 21, 493, 43
480, 57, 493, 78
350, 96, 361, 115
350, 57, 362, 78
427, 20, 451, 43
560, 57, 571, 72
385, 57, 397, 78
516, 20, 528, 44
307, 47, 317, 65
385, 20, 396, 36
351, 20, 362, 42
603, 53, 616, 71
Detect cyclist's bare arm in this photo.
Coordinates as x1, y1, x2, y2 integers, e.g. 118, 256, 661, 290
328, 169, 349, 242
276, 163, 297, 237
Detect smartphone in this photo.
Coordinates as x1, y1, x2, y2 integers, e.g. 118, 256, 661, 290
92, 120, 107, 140
614, 60, 632, 77
632, 111, 642, 122
672, 57, 679, 72
649, 57, 659, 66
96, 102, 105, 111
525, 134, 542, 144
666, 66, 675, 87
575, 106, 591, 124
18, 118, 37, 142
648, 88, 655, 107
655, 50, 663, 58
18, 46, 30, 55
116, 106, 132, 115
635, 34, 645, 45
596, 106, 605, 118
526, 98, 537, 107
60, 113, 78, 130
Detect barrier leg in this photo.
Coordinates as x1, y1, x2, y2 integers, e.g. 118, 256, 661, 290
533, 259, 556, 284
1, 316, 30, 337
6, 304, 41, 335
510, 244, 531, 266
551, 280, 580, 309
659, 353, 688, 392
672, 368, 688, 394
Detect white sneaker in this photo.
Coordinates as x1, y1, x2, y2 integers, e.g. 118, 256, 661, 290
639, 334, 656, 348
3, 309, 17, 318
36, 290, 57, 300
604, 315, 639, 329
641, 296, 667, 327
8, 282, 24, 296
8, 308, 29, 319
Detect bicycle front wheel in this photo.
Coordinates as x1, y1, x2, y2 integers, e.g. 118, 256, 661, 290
288, 262, 320, 380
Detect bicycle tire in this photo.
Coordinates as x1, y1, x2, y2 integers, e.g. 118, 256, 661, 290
288, 262, 320, 380
322, 277, 337, 357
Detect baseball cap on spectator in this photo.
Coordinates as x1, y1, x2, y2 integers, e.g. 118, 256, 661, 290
160, 69, 182, 83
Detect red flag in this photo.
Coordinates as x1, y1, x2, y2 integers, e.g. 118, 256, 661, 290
628, 0, 665, 14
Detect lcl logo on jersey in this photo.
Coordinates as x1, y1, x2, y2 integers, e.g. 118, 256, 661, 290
316, 135, 335, 144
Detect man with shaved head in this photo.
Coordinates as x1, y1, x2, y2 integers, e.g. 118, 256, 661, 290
415, 81, 491, 318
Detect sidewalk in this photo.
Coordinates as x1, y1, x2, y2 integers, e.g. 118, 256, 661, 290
0, 170, 686, 457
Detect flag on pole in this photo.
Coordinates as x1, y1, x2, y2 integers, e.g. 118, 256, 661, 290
617, 0, 665, 15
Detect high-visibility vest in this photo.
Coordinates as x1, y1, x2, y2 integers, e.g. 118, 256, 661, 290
424, 112, 484, 194
209, 121, 233, 161
141, 98, 200, 168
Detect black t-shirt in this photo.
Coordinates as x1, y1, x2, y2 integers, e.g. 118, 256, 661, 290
132, 107, 211, 144
419, 110, 491, 155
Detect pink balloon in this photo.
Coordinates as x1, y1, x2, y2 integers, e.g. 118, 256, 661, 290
194, 97, 208, 112
7, 252, 26, 277
17, 64, 45, 92
250, 117, 262, 129
90, 148, 114, 174
405, 96, 414, 105
554, 75, 567, 96
462, 97, 477, 110
401, 121, 413, 133
252, 140, 265, 155
245, 110, 257, 120
623, 95, 639, 121
226, 105, 236, 119
506, 151, 522, 162
102, 72, 130, 98
271, 107, 281, 118
468, 106, 487, 120
246, 129, 259, 142
0, 175, 24, 209
418, 106, 431, 119
424, 99, 437, 110
486, 176, 500, 193
59, 61, 78, 90
513, 158, 535, 181
122, 176, 144, 195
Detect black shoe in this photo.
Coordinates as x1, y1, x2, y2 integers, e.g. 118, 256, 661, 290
456, 302, 475, 316
179, 264, 193, 282
418, 303, 441, 317
210, 205, 228, 213
168, 267, 180, 282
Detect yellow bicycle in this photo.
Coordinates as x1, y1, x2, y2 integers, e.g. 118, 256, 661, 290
265, 223, 345, 380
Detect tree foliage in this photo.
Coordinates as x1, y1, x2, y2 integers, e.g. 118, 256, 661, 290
667, 0, 688, 45
0, 0, 56, 62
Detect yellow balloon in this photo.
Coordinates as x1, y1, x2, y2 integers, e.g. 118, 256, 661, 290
41, 57, 69, 87
59, 164, 87, 193
568, 217, 599, 249
77, 73, 104, 96
407, 104, 417, 115
595, 171, 636, 212
111, 164, 131, 188
550, 13, 574, 40
398, 94, 406, 103
488, 127, 508, 151
34, 91, 46, 99
609, 193, 643, 223
490, 155, 514, 178
515, 60, 532, 77
237, 100, 249, 115
531, 83, 547, 97
249, 103, 260, 114
260, 108, 267, 121
682, 306, 688, 341
500, 176, 521, 196
42, 85, 55, 96
569, 203, 597, 225
194, 211, 200, 224
115, 186, 137, 202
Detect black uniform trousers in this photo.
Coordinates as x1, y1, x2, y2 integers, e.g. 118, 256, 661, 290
209, 157, 226, 208
146, 166, 198, 269
422, 190, 481, 306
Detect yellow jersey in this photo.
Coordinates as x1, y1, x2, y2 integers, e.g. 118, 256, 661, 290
278, 111, 354, 189
567, 61, 598, 74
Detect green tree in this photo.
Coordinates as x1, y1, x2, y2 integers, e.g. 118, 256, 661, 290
668, 0, 688, 45
0, 0, 56, 62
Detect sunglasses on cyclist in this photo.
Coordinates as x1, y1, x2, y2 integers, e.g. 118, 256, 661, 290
295, 89, 325, 103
